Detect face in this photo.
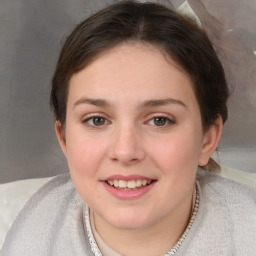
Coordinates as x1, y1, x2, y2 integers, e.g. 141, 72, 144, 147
56, 43, 221, 232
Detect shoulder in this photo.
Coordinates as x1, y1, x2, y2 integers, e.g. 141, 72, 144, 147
197, 168, 256, 206
3, 172, 77, 231
16, 173, 77, 214
195, 169, 256, 254
1, 173, 89, 255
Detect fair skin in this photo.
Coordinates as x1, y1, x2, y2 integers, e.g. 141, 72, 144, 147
56, 43, 222, 256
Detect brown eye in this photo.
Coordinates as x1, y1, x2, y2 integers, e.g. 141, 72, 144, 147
148, 116, 175, 127
92, 116, 106, 126
154, 117, 168, 126
83, 116, 107, 126
92, 117, 106, 126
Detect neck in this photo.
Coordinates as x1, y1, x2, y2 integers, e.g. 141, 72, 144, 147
93, 189, 194, 256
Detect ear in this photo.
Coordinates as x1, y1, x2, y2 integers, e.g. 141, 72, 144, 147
55, 121, 67, 157
198, 116, 223, 166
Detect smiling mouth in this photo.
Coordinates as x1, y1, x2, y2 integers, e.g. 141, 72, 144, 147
105, 179, 155, 190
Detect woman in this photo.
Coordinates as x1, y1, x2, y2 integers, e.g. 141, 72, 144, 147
2, 1, 256, 255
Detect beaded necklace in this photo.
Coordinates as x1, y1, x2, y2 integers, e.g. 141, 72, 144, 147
84, 185, 200, 256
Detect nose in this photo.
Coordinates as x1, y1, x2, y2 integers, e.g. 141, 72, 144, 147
108, 125, 146, 165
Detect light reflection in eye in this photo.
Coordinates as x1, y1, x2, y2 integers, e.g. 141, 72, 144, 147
84, 116, 107, 126
149, 117, 175, 127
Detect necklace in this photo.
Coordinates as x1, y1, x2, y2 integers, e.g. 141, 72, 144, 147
84, 184, 200, 256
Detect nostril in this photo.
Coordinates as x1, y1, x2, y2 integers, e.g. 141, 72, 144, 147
110, 157, 139, 163
108, 137, 146, 164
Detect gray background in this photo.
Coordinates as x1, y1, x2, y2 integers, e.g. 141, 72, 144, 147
0, 0, 255, 183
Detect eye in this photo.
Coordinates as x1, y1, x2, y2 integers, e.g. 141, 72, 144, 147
83, 116, 108, 126
148, 116, 175, 127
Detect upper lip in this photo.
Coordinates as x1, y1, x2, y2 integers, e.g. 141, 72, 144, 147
102, 174, 156, 181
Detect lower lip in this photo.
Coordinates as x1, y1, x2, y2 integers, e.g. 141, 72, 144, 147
102, 182, 156, 200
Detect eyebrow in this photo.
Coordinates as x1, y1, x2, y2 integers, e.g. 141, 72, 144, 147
73, 97, 187, 109
73, 98, 111, 108
141, 98, 187, 108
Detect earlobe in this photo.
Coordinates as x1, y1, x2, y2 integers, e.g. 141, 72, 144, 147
55, 121, 67, 157
198, 116, 223, 166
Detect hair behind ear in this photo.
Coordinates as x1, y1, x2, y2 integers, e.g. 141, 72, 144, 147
201, 157, 221, 174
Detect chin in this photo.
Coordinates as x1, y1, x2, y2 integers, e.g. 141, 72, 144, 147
105, 209, 153, 230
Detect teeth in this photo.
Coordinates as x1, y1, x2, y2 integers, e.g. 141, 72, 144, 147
114, 180, 119, 188
107, 179, 152, 189
142, 180, 147, 186
127, 180, 136, 189
136, 180, 142, 187
119, 180, 126, 188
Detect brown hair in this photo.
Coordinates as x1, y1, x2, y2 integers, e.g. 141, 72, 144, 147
50, 1, 229, 171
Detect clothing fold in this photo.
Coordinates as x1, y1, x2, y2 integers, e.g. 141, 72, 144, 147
1, 169, 256, 256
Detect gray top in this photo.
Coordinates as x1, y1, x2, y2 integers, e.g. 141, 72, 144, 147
1, 169, 256, 256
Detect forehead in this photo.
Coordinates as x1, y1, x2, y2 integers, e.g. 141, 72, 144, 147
68, 43, 197, 107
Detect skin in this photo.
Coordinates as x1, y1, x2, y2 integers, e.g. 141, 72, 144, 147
56, 43, 222, 256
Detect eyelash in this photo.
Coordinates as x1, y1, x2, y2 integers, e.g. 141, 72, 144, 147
82, 116, 109, 127
147, 116, 175, 127
82, 115, 175, 128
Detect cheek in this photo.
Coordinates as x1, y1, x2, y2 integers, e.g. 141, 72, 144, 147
147, 131, 202, 174
65, 135, 108, 203
65, 134, 107, 178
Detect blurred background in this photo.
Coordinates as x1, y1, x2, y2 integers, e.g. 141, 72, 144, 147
0, 0, 255, 183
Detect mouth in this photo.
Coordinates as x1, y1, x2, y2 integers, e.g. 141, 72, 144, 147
105, 179, 155, 190
102, 176, 157, 200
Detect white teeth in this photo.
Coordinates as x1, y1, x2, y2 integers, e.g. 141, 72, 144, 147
119, 180, 126, 188
107, 179, 152, 189
127, 180, 136, 189
136, 180, 142, 187
114, 180, 119, 188
142, 180, 147, 186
